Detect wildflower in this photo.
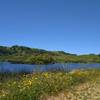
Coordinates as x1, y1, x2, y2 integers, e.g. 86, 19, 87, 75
35, 77, 38, 80
2, 94, 6, 97
44, 73, 49, 78
13, 82, 16, 85
28, 80, 32, 85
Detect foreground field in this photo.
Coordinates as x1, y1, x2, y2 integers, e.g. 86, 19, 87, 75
46, 78, 100, 100
0, 69, 100, 100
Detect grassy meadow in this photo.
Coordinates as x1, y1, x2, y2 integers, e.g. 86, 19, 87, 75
0, 69, 100, 100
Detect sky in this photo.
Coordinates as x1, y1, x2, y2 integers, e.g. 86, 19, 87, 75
0, 0, 100, 54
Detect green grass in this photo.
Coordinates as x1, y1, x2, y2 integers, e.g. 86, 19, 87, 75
0, 69, 100, 100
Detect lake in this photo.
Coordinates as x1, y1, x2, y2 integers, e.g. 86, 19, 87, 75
0, 62, 100, 73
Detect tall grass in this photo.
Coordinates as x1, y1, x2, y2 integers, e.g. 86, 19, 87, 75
0, 69, 100, 100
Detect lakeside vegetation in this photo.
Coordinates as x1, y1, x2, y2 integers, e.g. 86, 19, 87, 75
0, 45, 100, 64
0, 69, 100, 100
0, 45, 100, 99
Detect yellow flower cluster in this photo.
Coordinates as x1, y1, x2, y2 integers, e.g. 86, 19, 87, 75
23, 80, 32, 86
0, 90, 8, 97
44, 73, 49, 78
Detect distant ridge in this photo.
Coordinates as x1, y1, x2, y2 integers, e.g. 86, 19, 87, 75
0, 45, 100, 64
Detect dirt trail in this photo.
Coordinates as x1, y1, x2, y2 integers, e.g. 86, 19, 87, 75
45, 80, 100, 100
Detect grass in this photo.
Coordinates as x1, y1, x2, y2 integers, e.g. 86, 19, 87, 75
0, 69, 100, 100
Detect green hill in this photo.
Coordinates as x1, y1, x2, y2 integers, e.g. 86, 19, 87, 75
0, 45, 100, 64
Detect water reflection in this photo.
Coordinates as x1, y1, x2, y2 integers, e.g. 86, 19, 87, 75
0, 62, 100, 73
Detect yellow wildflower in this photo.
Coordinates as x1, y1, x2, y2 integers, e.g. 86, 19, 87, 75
44, 73, 49, 78
28, 80, 32, 85
35, 77, 38, 80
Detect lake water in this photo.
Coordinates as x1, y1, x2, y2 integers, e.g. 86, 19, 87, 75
0, 62, 100, 73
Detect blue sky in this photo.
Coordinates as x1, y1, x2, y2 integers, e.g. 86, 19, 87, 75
0, 0, 100, 54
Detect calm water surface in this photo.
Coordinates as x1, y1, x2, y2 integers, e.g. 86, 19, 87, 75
0, 62, 100, 73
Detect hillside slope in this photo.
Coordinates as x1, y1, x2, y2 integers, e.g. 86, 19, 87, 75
0, 45, 100, 64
